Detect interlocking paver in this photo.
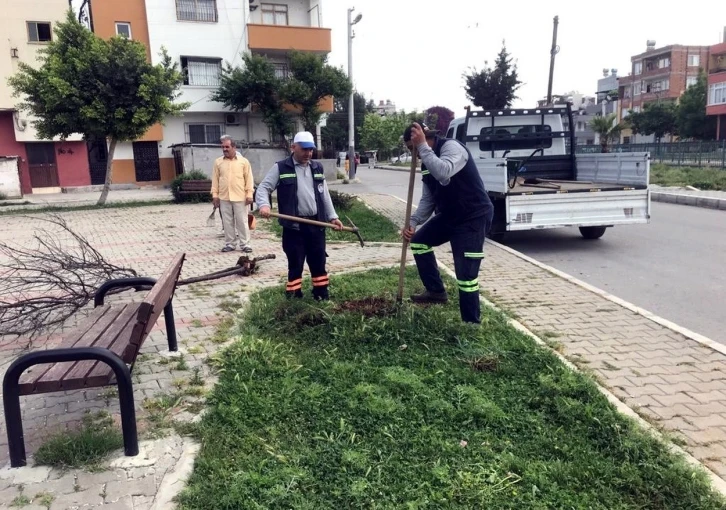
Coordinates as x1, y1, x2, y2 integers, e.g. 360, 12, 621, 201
360, 192, 726, 488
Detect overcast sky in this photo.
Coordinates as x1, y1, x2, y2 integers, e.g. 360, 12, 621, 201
323, 0, 725, 118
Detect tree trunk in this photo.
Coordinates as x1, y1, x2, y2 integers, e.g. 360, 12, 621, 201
96, 138, 117, 206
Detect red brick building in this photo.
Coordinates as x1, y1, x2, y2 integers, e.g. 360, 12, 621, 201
618, 42, 710, 142
707, 41, 726, 140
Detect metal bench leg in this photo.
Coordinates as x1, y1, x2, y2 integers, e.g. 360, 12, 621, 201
3, 362, 27, 467
114, 360, 139, 457
2, 348, 140, 467
163, 299, 178, 352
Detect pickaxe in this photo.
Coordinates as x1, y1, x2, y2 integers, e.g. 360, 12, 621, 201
267, 212, 365, 247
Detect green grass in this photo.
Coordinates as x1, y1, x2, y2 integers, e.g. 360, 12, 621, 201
651, 163, 726, 191
266, 197, 401, 243
33, 411, 123, 470
177, 267, 725, 509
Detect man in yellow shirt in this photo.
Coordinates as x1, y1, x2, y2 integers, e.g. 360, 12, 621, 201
212, 135, 255, 253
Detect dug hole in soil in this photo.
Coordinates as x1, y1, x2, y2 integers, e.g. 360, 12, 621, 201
334, 297, 398, 318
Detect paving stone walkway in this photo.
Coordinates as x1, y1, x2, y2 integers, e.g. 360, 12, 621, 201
360, 192, 726, 484
0, 203, 402, 509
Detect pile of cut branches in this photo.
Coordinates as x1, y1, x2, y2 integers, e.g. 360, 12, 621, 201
0, 216, 137, 337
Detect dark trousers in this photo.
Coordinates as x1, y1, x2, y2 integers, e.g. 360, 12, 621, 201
410, 212, 492, 323
282, 224, 329, 299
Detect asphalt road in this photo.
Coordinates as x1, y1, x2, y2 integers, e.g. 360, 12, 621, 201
342, 166, 726, 344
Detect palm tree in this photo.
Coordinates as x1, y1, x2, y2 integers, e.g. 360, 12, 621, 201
589, 113, 623, 153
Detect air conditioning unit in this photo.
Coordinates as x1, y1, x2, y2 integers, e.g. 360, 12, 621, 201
225, 113, 241, 126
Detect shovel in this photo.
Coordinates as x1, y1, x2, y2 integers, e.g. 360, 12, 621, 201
397, 145, 418, 303
206, 206, 218, 227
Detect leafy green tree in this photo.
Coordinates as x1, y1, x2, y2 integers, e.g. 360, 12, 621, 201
8, 10, 188, 205
627, 101, 678, 142
214, 52, 351, 146
589, 114, 623, 153
213, 53, 294, 145
281, 51, 351, 134
463, 41, 522, 109
321, 93, 373, 153
676, 70, 716, 140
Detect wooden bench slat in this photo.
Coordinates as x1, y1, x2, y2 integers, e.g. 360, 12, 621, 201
59, 304, 142, 392
136, 253, 184, 341
17, 306, 113, 389
20, 306, 125, 394
83, 310, 147, 387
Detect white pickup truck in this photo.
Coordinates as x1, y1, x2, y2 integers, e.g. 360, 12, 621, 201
446, 104, 651, 240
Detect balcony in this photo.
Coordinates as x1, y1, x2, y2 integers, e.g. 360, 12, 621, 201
248, 24, 331, 55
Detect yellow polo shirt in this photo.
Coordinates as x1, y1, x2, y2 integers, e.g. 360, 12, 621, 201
211, 154, 254, 202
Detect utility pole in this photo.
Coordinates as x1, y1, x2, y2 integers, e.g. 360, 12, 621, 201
546, 15, 559, 106
347, 8, 362, 180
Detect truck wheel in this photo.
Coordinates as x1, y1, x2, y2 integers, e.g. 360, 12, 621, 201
579, 226, 607, 240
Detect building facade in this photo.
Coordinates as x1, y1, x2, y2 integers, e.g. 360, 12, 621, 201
0, 0, 91, 195
618, 41, 710, 142
707, 39, 726, 140
89, 0, 332, 186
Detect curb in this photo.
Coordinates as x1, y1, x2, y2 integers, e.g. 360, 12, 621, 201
651, 191, 726, 211
435, 260, 726, 496
384, 194, 726, 356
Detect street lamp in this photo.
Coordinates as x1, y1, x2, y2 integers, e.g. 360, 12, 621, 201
347, 7, 362, 180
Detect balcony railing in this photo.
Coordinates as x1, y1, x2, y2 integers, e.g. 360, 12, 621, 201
176, 0, 218, 22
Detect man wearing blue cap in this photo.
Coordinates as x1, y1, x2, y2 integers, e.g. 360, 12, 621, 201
256, 131, 343, 300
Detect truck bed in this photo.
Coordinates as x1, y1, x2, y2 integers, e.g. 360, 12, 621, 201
509, 179, 647, 195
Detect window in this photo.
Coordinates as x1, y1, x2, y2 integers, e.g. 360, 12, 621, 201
657, 57, 670, 69
709, 82, 726, 106
478, 124, 553, 152
27, 22, 52, 42
115, 22, 132, 39
455, 123, 465, 142
646, 79, 669, 94
272, 62, 289, 79
261, 3, 289, 25
687, 54, 700, 67
686, 76, 698, 88
181, 57, 222, 86
633, 82, 641, 96
633, 106, 641, 113
187, 123, 223, 144
633, 62, 642, 75
176, 0, 218, 22
623, 136, 631, 144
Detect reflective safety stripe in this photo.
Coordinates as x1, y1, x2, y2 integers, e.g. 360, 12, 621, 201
410, 243, 433, 255
279, 173, 296, 179
421, 170, 430, 176
464, 252, 485, 259
457, 279, 479, 293
312, 274, 329, 287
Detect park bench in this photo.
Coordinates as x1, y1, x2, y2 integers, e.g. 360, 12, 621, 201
178, 179, 212, 196
2, 252, 186, 468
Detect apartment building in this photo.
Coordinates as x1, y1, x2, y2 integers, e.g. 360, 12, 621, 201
90, 0, 331, 185
707, 38, 726, 140
0, 0, 91, 195
618, 41, 710, 142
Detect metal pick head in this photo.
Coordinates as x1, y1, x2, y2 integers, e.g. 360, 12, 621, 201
344, 215, 364, 247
